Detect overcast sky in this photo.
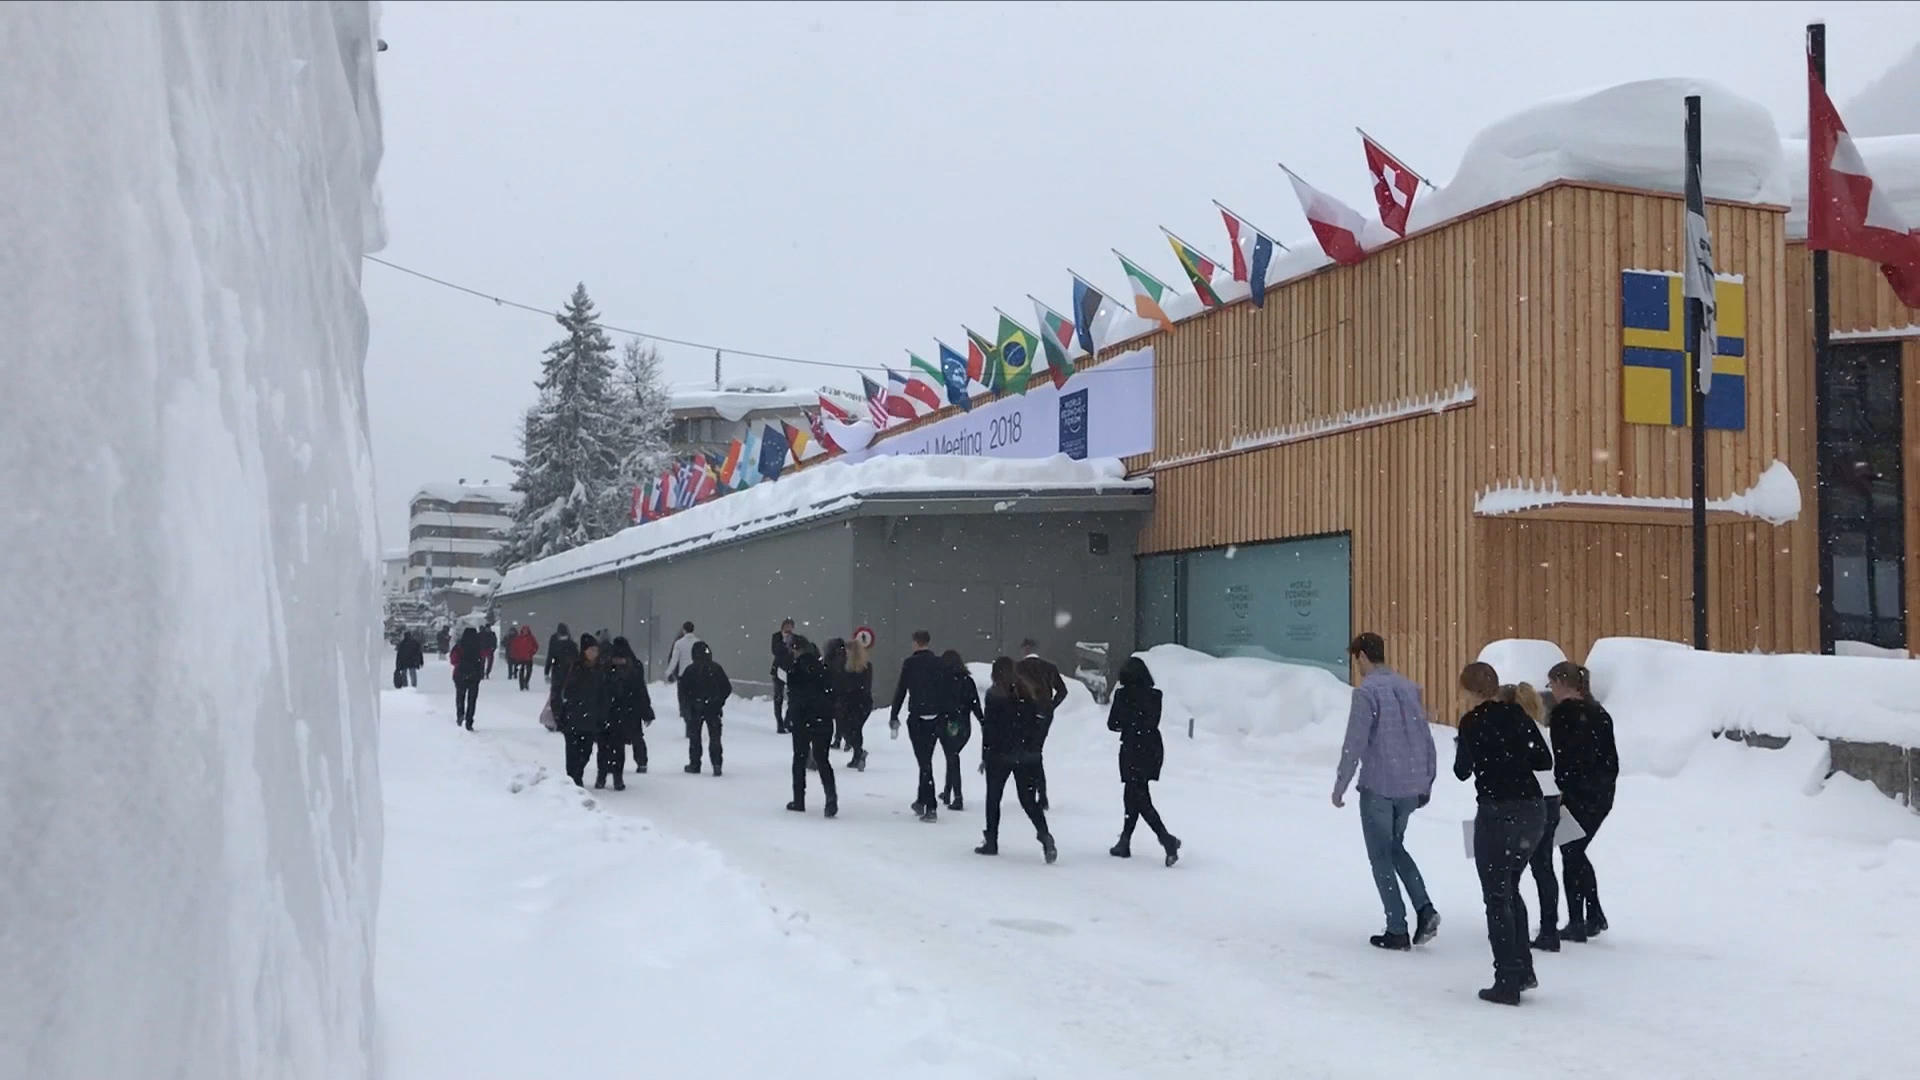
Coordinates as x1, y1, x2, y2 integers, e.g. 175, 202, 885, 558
362, 0, 1918, 545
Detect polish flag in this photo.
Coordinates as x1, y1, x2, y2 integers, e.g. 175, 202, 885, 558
1808, 56, 1920, 307
1283, 166, 1369, 266
1362, 134, 1421, 237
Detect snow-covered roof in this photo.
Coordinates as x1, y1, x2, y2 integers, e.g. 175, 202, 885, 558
670, 376, 819, 421
499, 455, 1151, 596
411, 483, 520, 507
1475, 460, 1801, 524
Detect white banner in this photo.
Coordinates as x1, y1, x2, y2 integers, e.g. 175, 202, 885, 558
842, 346, 1155, 463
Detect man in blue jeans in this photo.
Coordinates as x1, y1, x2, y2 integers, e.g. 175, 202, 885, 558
1332, 633, 1441, 951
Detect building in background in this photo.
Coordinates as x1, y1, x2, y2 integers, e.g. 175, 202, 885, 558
405, 483, 520, 598
668, 376, 855, 458
381, 549, 409, 593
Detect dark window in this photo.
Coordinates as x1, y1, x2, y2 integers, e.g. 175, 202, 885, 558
1818, 342, 1905, 651
1088, 531, 1110, 556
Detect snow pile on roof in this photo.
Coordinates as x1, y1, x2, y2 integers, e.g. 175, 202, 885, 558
1843, 44, 1920, 138
1783, 133, 1920, 240
1475, 460, 1801, 524
1476, 639, 1572, 687
1153, 384, 1475, 469
413, 483, 520, 507
500, 454, 1150, 595
1409, 79, 1788, 234
1587, 637, 1920, 775
670, 376, 819, 421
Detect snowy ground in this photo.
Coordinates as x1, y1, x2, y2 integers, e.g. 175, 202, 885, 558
380, 661, 1920, 1079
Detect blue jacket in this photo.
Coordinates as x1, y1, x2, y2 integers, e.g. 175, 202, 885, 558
1333, 668, 1437, 801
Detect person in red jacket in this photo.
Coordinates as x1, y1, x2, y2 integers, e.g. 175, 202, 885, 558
505, 625, 539, 691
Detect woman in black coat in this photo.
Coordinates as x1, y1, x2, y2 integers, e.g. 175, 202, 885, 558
937, 650, 983, 811
558, 634, 610, 788
784, 637, 838, 818
1547, 661, 1619, 941
1107, 656, 1180, 866
601, 636, 653, 788
975, 657, 1055, 863
827, 637, 876, 771
1455, 662, 1553, 1005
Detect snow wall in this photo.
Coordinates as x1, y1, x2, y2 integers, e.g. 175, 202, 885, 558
0, 5, 386, 1078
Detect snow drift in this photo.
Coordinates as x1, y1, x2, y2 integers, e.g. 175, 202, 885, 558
0, 5, 386, 1078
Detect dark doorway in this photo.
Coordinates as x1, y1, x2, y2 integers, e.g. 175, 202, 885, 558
1817, 342, 1906, 652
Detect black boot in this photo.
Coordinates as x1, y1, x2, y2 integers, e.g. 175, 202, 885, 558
1413, 907, 1441, 946
1560, 894, 1589, 943
594, 776, 607, 790
786, 799, 805, 813
852, 750, 867, 772
975, 834, 998, 855
1110, 837, 1132, 858
949, 793, 964, 812
1369, 932, 1411, 951
824, 799, 837, 819
1531, 930, 1561, 952
684, 763, 701, 774
1162, 835, 1181, 868
612, 776, 625, 791
1477, 984, 1523, 1006
1041, 834, 1058, 864
1586, 899, 1608, 936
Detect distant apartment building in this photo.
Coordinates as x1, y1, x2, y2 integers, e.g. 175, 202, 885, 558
668, 377, 860, 458
405, 483, 521, 595
381, 549, 409, 593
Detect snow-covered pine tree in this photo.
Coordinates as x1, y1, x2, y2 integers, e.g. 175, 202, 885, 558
603, 338, 673, 529
497, 284, 624, 571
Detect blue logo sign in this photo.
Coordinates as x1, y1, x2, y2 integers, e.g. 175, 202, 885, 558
1058, 389, 1089, 460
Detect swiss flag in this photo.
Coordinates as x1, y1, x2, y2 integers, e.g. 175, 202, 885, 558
1808, 56, 1920, 307
1362, 134, 1421, 237
1284, 167, 1370, 266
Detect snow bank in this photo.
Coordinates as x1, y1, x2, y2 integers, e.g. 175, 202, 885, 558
1410, 80, 1789, 233
411, 482, 519, 506
1135, 644, 1354, 754
1587, 637, 1920, 776
1784, 133, 1920, 240
0, 5, 385, 1078
1476, 639, 1572, 687
1476, 460, 1802, 524
500, 454, 1149, 595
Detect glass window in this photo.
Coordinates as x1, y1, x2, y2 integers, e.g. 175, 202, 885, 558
1133, 534, 1352, 678
1136, 554, 1179, 649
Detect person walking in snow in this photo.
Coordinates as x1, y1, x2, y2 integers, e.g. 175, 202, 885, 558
1547, 661, 1618, 942
507, 625, 538, 691
1502, 682, 1564, 951
770, 618, 798, 735
827, 637, 875, 771
1107, 656, 1181, 867
436, 624, 451, 656
479, 623, 499, 679
890, 630, 947, 822
1018, 639, 1069, 811
449, 627, 486, 730
395, 630, 424, 688
678, 640, 731, 776
975, 657, 1056, 863
1454, 662, 1553, 1005
937, 650, 982, 812
784, 636, 838, 817
666, 620, 701, 718
559, 634, 610, 787
545, 623, 579, 685
603, 637, 653, 786
1332, 632, 1441, 951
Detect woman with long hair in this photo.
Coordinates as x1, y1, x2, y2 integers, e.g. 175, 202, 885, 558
603, 637, 653, 787
830, 636, 875, 771
1454, 662, 1551, 1005
1107, 656, 1180, 866
938, 649, 982, 811
1501, 682, 1562, 951
1547, 661, 1618, 942
784, 636, 838, 817
975, 657, 1055, 862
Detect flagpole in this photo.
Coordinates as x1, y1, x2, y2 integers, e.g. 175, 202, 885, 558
1355, 126, 1439, 189
1685, 94, 1710, 652
1809, 20, 1836, 654
1211, 200, 1291, 251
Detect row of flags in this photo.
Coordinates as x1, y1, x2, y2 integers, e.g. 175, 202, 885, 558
629, 414, 825, 523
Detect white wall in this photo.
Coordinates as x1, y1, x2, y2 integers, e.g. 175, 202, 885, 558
0, 4, 385, 1078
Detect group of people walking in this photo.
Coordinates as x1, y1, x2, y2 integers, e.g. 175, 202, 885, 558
1333, 632, 1620, 1007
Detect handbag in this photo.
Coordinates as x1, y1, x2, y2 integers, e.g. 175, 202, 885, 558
539, 701, 559, 732
392, 669, 405, 689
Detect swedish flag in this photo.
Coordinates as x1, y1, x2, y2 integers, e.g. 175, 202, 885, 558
1621, 270, 1745, 429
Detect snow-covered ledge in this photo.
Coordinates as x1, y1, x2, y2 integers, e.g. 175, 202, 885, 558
1150, 383, 1475, 470
1475, 459, 1802, 524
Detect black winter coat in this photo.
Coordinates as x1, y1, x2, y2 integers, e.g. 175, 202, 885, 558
395, 637, 424, 671
606, 659, 654, 739
559, 661, 612, 735
941, 667, 983, 721
1107, 685, 1165, 783
786, 654, 835, 729
980, 688, 1044, 766
480, 628, 498, 653
678, 658, 733, 721
1453, 700, 1552, 804
1024, 655, 1070, 716
831, 662, 873, 718
890, 650, 947, 719
1549, 698, 1620, 803
546, 633, 579, 680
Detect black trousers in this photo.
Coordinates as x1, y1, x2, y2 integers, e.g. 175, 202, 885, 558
907, 716, 940, 810
1560, 789, 1613, 921
596, 731, 625, 781
630, 729, 648, 770
1120, 779, 1172, 845
454, 678, 479, 726
483, 652, 495, 677
515, 661, 533, 690
1033, 714, 1053, 807
399, 667, 417, 687
838, 700, 869, 757
772, 679, 787, 730
1529, 794, 1562, 933
687, 713, 723, 771
937, 714, 972, 802
564, 730, 595, 786
790, 719, 836, 804
983, 757, 1049, 843
1475, 798, 1547, 988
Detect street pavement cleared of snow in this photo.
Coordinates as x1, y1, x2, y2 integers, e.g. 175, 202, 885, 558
385, 663, 1920, 1079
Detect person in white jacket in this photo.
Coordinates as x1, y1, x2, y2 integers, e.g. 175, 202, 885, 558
665, 621, 702, 719
1501, 682, 1563, 952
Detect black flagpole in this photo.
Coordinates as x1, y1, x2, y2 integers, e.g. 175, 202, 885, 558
1809, 22, 1836, 654
1686, 95, 1710, 651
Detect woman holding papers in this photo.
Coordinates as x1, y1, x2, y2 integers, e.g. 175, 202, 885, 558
1547, 661, 1619, 942
1454, 663, 1553, 1006
1502, 683, 1564, 952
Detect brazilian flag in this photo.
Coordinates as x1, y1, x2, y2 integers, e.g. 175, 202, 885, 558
995, 314, 1035, 396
